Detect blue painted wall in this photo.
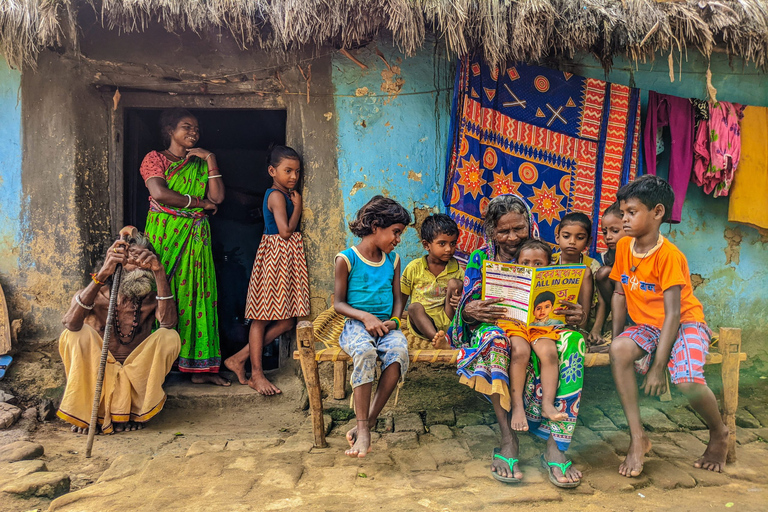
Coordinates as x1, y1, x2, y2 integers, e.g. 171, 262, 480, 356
0, 59, 22, 275
333, 46, 766, 357
332, 39, 454, 262
567, 52, 767, 358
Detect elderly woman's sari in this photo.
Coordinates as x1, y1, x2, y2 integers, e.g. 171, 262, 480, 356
141, 151, 220, 373
448, 195, 585, 451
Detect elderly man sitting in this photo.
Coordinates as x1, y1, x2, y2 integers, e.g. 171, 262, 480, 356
57, 233, 180, 434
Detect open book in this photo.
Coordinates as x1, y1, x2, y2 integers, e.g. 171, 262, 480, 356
481, 262, 587, 326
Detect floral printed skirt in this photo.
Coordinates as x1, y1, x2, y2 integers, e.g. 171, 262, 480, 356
456, 324, 585, 451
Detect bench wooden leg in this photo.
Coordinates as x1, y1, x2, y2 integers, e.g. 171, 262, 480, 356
333, 361, 347, 400
719, 327, 741, 463
297, 321, 327, 448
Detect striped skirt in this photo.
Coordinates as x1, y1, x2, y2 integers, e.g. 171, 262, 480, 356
245, 232, 310, 321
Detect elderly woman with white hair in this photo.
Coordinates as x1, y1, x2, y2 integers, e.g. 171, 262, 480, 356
449, 193, 586, 488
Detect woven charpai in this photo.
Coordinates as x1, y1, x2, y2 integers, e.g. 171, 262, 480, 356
313, 307, 432, 351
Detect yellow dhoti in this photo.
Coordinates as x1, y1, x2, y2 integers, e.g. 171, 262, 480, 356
57, 325, 180, 434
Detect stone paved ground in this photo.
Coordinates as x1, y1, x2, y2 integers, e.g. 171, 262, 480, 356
0, 364, 767, 511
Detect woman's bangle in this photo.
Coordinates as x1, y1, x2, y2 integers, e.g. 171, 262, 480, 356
90, 273, 105, 286
205, 153, 214, 160
75, 294, 94, 310
156, 295, 175, 301
461, 310, 478, 325
389, 317, 401, 330
194, 197, 200, 208
208, 174, 222, 178
185, 194, 192, 208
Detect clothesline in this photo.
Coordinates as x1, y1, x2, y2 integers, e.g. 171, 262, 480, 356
444, 55, 768, 263
643, 89, 767, 231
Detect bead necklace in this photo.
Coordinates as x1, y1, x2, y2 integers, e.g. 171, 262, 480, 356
630, 235, 662, 273
113, 297, 144, 345
164, 149, 184, 160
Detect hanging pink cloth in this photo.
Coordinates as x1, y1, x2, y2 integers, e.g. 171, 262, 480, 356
693, 101, 744, 197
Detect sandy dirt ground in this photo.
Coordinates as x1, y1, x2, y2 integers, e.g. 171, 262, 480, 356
1, 345, 767, 511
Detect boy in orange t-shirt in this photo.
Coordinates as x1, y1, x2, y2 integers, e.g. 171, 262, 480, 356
609, 175, 728, 479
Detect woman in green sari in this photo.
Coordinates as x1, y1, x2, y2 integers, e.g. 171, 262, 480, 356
448, 193, 586, 487
140, 108, 229, 385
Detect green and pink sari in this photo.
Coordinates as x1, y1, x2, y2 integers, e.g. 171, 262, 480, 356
141, 151, 220, 372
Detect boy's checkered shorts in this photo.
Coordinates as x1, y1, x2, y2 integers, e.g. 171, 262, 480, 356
619, 322, 711, 385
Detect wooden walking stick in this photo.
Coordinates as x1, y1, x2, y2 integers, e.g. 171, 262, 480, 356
85, 225, 137, 458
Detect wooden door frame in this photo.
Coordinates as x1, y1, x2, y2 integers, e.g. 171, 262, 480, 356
104, 90, 295, 368
105, 90, 285, 235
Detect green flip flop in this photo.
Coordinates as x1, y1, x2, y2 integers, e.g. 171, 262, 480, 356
540, 453, 581, 488
491, 447, 521, 484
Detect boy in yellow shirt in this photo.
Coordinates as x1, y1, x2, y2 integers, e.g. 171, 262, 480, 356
401, 214, 464, 349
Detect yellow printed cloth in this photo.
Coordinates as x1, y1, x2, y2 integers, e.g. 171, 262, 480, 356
729, 106, 768, 230
401, 256, 464, 335
57, 325, 180, 434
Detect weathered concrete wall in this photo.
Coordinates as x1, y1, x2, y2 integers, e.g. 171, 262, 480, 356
16, 50, 112, 340
332, 45, 767, 359
561, 52, 768, 359
332, 38, 454, 261
0, 60, 22, 276
7, 18, 344, 338
5, 21, 766, 361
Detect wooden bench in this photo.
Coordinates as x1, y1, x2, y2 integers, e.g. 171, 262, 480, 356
294, 320, 746, 462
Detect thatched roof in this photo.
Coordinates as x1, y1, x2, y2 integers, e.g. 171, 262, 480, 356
3, 1, 768, 70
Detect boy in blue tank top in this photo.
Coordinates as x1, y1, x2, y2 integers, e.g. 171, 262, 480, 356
334, 196, 412, 459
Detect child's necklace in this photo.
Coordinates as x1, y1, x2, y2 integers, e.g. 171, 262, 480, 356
630, 235, 662, 272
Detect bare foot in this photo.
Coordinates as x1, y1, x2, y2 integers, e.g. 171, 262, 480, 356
346, 425, 358, 448
247, 370, 282, 395
694, 426, 729, 472
545, 438, 582, 485
126, 421, 144, 432
191, 373, 231, 386
114, 422, 127, 433
619, 434, 652, 477
492, 436, 523, 480
224, 355, 248, 385
510, 406, 529, 431
71, 425, 89, 435
345, 421, 371, 458
541, 403, 569, 423
431, 330, 452, 349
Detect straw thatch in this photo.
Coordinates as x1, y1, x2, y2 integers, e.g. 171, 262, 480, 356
3, 1, 768, 70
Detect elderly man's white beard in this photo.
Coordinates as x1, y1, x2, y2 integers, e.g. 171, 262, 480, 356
120, 269, 156, 300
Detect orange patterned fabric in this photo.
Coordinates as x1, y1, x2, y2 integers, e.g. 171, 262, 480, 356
445, 56, 642, 261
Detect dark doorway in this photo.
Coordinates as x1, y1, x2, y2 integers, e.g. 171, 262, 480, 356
123, 108, 287, 369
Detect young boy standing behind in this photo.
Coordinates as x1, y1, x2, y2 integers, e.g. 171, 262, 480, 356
609, 175, 728, 478
401, 214, 464, 349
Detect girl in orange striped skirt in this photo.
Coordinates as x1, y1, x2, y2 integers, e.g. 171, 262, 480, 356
225, 146, 310, 395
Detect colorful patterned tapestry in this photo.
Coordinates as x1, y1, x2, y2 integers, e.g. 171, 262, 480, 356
444, 55, 642, 260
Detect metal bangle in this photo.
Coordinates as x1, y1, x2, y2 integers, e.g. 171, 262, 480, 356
75, 294, 94, 310
156, 295, 175, 300
208, 174, 222, 178
185, 194, 192, 208
205, 153, 214, 160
